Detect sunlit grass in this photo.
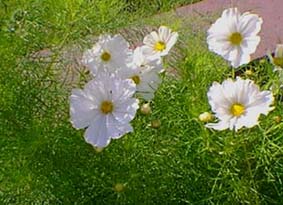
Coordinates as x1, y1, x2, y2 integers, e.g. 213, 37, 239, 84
1, 0, 283, 204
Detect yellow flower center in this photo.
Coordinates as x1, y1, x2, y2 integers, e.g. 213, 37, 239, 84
229, 32, 243, 46
273, 57, 283, 67
100, 101, 113, 114
230, 103, 245, 117
154, 41, 166, 51
131, 75, 141, 85
101, 51, 111, 62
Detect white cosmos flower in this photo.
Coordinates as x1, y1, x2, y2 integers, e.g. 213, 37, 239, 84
70, 72, 139, 148
118, 64, 161, 101
206, 77, 274, 131
82, 34, 132, 76
133, 46, 163, 72
116, 47, 162, 101
207, 8, 263, 68
268, 44, 283, 71
141, 26, 178, 60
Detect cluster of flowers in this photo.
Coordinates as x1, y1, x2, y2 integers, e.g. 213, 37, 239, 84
70, 7, 283, 148
70, 26, 178, 148
202, 8, 281, 131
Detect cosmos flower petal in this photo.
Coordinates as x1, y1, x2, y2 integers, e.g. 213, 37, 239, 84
141, 46, 159, 60
222, 7, 239, 20
107, 122, 133, 140
166, 32, 179, 52
234, 77, 250, 104
159, 26, 170, 42
234, 51, 250, 68
111, 123, 133, 139
70, 89, 98, 129
205, 121, 229, 131
111, 79, 137, 103
114, 98, 139, 123
106, 115, 133, 139
84, 116, 111, 148
225, 8, 239, 33
143, 31, 159, 46
207, 18, 230, 36
110, 35, 130, 49
239, 12, 263, 36
140, 92, 155, 101
81, 47, 100, 74
246, 91, 274, 114
207, 81, 232, 112
84, 79, 106, 102
238, 113, 258, 128
241, 36, 261, 54
132, 46, 163, 71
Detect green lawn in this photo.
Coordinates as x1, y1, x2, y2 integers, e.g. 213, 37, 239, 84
1, 0, 283, 204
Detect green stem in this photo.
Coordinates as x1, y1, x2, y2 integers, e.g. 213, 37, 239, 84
243, 135, 260, 204
231, 68, 235, 79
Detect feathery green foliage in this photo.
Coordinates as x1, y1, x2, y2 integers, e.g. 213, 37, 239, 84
1, 0, 283, 204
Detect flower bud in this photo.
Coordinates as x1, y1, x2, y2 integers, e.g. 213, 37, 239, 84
259, 58, 266, 64
140, 103, 152, 115
94, 147, 104, 153
199, 112, 213, 122
114, 183, 125, 192
274, 116, 281, 123
151, 119, 161, 128
245, 70, 253, 76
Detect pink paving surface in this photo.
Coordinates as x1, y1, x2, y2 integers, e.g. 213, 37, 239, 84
176, 0, 283, 59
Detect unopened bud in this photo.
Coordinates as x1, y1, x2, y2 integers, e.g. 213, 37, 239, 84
114, 183, 125, 192
199, 112, 213, 122
259, 58, 266, 64
94, 147, 104, 153
245, 70, 253, 76
140, 103, 152, 115
151, 119, 161, 128
274, 116, 281, 123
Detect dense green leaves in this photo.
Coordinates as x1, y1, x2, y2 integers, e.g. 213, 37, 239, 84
1, 0, 283, 204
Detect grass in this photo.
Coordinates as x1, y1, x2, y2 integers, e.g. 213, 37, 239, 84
1, 0, 283, 204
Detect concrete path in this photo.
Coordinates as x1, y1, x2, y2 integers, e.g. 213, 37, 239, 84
176, 0, 283, 59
